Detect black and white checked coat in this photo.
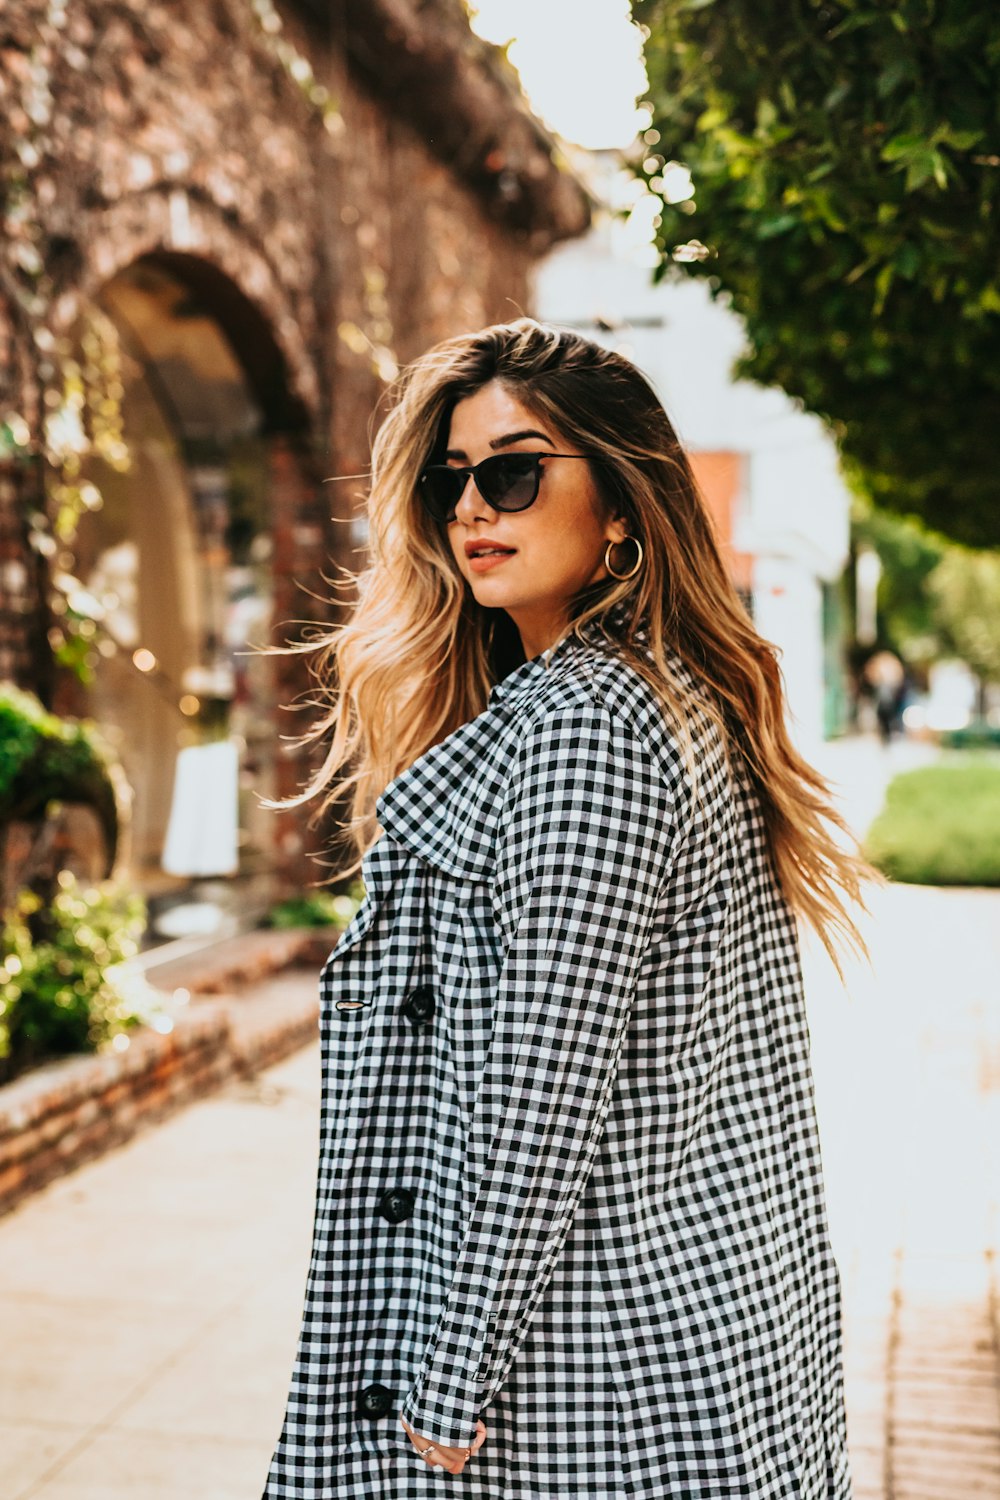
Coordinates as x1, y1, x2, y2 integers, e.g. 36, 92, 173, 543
262, 620, 853, 1499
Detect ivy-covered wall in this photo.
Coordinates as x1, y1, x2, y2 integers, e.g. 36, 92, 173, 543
0, 0, 588, 881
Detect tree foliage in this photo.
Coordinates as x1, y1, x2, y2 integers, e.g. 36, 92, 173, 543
926, 546, 1000, 683
631, 0, 1000, 547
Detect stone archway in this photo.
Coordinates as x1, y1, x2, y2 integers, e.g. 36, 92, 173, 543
61, 253, 326, 931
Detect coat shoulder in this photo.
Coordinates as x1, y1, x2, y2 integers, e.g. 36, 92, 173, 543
373, 641, 717, 882
533, 641, 717, 789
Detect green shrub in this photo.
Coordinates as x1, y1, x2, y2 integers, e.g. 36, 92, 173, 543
863, 762, 1000, 886
0, 872, 158, 1080
0, 683, 123, 892
941, 722, 1000, 750
265, 882, 364, 930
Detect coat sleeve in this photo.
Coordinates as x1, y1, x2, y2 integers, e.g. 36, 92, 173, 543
399, 693, 686, 1447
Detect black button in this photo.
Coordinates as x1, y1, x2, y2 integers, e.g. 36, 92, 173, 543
377, 1186, 415, 1224
357, 1382, 393, 1420
401, 985, 435, 1025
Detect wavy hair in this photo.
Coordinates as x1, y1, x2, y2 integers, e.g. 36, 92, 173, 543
273, 317, 884, 980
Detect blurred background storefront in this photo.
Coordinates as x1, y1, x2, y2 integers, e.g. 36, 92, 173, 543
73, 261, 276, 899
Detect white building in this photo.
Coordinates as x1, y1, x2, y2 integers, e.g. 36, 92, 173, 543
532, 150, 852, 750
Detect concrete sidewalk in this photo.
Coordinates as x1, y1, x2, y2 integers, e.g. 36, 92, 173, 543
0, 1046, 321, 1499
2, 734, 998, 1499
800, 880, 1000, 1499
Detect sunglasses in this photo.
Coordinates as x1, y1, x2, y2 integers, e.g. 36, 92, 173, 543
417, 452, 597, 525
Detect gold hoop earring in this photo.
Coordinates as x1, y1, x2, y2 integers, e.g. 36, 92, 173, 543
604, 534, 644, 581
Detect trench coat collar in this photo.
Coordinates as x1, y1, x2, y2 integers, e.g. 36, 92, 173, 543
486, 629, 580, 707
488, 603, 649, 707
373, 605, 650, 882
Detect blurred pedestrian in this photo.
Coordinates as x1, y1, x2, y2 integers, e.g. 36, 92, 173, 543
864, 648, 907, 744
261, 319, 882, 1497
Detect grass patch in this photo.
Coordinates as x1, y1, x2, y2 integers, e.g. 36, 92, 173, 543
863, 759, 1000, 886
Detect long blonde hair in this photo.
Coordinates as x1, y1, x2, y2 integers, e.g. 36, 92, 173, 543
274, 318, 884, 980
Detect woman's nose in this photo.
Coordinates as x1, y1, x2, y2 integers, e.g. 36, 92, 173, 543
453, 473, 496, 525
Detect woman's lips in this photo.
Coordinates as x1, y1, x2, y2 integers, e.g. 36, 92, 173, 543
468, 550, 516, 573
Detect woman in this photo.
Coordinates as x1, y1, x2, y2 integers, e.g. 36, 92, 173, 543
261, 319, 880, 1498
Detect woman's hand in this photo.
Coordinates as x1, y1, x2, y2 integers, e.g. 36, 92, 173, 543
400, 1414, 488, 1474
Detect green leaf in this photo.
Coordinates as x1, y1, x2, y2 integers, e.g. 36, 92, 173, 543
756, 97, 778, 132
778, 78, 796, 113
823, 79, 854, 111
845, 255, 879, 285
827, 11, 880, 38
696, 104, 727, 132
806, 161, 837, 183
934, 126, 984, 151
873, 262, 895, 315
876, 56, 914, 98
812, 188, 848, 232
757, 212, 799, 238
881, 133, 933, 163
894, 242, 921, 277
918, 215, 958, 239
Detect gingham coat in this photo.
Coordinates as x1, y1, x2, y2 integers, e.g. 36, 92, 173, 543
262, 620, 853, 1499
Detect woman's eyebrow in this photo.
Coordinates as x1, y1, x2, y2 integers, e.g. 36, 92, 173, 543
445, 429, 556, 460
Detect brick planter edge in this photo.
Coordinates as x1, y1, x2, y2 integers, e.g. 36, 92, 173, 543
0, 930, 332, 1219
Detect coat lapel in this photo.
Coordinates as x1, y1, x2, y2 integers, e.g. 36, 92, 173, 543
321, 833, 410, 967
375, 698, 527, 881
374, 626, 605, 879
325, 649, 571, 975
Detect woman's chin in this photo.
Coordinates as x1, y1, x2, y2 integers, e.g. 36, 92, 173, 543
467, 577, 518, 605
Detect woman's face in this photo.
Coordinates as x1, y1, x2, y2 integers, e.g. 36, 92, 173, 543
441, 381, 628, 659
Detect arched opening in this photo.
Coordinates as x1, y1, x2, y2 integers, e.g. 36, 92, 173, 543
62, 255, 314, 939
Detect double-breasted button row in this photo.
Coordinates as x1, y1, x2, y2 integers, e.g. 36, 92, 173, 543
401, 984, 435, 1025
360, 991, 425, 1423
378, 991, 426, 1231
377, 1186, 415, 1224
357, 1382, 393, 1420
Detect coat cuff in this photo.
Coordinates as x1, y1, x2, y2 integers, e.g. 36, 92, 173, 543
399, 1381, 481, 1450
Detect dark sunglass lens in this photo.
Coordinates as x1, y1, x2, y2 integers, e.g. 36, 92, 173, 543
481, 455, 539, 509
420, 467, 464, 521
